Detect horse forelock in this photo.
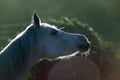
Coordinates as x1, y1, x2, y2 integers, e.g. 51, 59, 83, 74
41, 23, 58, 29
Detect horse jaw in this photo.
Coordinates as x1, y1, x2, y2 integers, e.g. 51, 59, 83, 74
57, 49, 90, 60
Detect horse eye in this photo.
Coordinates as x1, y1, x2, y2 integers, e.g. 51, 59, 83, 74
51, 30, 58, 35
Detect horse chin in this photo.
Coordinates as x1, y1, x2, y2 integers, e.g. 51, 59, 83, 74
58, 48, 90, 59
57, 51, 79, 59
79, 48, 90, 57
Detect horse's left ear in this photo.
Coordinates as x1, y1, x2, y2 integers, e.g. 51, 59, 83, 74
32, 11, 41, 28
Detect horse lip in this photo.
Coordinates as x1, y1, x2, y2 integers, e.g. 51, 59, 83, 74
80, 48, 89, 52
78, 43, 90, 52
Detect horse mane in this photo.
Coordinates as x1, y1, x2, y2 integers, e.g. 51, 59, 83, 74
41, 23, 57, 29
0, 24, 37, 79
0, 23, 57, 79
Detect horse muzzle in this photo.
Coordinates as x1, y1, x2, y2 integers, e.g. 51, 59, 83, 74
78, 42, 90, 52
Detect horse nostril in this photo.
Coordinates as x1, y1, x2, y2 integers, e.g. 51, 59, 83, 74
78, 43, 90, 52
77, 35, 90, 51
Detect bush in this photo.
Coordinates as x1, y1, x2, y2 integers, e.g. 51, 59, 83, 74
27, 17, 115, 80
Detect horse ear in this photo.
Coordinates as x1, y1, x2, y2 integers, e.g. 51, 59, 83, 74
32, 11, 41, 28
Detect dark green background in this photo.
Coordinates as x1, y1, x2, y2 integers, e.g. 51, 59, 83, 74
0, 0, 120, 45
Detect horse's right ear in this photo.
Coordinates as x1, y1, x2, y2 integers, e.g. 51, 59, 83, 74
32, 11, 41, 28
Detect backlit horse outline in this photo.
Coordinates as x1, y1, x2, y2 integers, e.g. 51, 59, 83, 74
0, 12, 90, 80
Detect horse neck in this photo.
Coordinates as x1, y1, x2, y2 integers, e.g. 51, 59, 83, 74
0, 27, 39, 78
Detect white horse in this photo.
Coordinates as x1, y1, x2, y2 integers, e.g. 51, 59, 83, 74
0, 12, 90, 80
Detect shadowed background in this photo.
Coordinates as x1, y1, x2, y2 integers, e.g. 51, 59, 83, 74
0, 0, 120, 45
